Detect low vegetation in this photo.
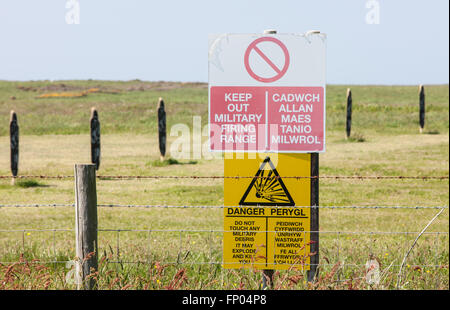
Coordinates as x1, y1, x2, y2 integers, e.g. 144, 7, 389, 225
0, 81, 448, 289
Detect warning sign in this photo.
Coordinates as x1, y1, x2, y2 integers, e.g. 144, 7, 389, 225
209, 33, 326, 153
239, 157, 294, 206
223, 153, 311, 270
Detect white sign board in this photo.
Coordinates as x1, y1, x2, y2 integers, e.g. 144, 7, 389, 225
209, 33, 326, 153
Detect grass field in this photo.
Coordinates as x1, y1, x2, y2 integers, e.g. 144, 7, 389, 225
0, 80, 448, 290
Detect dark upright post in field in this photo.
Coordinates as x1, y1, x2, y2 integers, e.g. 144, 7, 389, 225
419, 85, 425, 133
158, 97, 167, 161
90, 108, 100, 170
307, 153, 319, 282
10, 111, 19, 184
346, 88, 352, 139
74, 164, 98, 290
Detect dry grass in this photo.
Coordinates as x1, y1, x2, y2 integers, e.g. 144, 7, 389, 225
0, 82, 448, 290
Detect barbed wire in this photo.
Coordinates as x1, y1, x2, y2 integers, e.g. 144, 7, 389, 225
0, 228, 447, 234
0, 203, 448, 209
0, 204, 75, 208
0, 260, 447, 269
0, 228, 72, 232
1, 175, 448, 180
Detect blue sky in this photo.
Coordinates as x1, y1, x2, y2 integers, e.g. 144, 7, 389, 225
0, 0, 448, 84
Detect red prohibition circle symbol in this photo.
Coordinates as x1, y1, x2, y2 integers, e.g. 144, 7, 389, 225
244, 37, 290, 83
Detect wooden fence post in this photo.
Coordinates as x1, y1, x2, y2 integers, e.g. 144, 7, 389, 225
90, 108, 101, 170
346, 88, 352, 139
419, 85, 425, 133
158, 97, 167, 161
74, 164, 98, 290
307, 153, 319, 282
10, 111, 19, 185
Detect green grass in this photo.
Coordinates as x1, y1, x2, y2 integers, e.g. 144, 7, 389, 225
0, 80, 207, 136
15, 179, 48, 188
0, 81, 448, 290
0, 82, 448, 137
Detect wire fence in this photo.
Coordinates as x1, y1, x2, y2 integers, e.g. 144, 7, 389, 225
1, 173, 448, 289
1, 174, 449, 180
0, 204, 448, 209
0, 227, 448, 267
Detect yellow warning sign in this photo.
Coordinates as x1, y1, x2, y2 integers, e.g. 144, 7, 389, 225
223, 153, 312, 270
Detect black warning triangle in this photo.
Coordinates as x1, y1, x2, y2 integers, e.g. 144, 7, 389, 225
239, 156, 295, 206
